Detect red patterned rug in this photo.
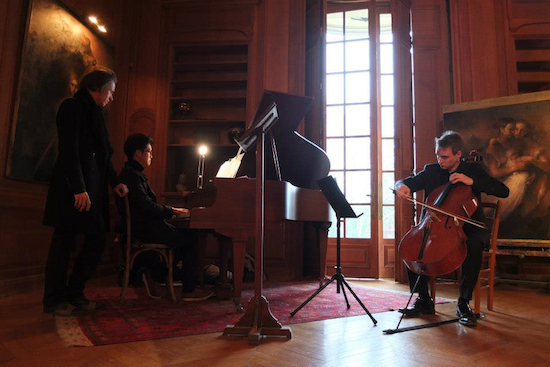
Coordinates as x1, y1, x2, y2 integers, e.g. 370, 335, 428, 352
56, 281, 452, 346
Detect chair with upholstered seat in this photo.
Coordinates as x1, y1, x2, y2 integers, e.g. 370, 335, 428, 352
119, 196, 176, 304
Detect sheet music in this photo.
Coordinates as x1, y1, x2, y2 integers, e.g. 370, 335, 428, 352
216, 147, 245, 178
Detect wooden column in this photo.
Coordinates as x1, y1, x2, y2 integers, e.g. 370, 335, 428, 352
393, 0, 413, 283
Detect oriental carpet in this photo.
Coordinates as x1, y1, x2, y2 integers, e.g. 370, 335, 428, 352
56, 281, 452, 346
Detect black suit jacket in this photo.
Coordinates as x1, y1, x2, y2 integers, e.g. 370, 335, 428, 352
118, 159, 173, 238
43, 89, 119, 234
397, 161, 509, 235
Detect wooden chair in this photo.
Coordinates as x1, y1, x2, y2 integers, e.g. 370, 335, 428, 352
473, 200, 502, 314
429, 200, 502, 314
119, 196, 176, 304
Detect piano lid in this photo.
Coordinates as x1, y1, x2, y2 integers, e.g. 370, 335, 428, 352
237, 91, 331, 189
250, 91, 313, 139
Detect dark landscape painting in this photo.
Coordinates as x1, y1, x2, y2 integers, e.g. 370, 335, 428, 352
7, 0, 114, 183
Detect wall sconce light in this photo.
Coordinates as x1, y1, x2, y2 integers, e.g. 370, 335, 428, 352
196, 145, 208, 190
88, 15, 107, 33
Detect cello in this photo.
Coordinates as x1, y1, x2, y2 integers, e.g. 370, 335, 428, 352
397, 151, 487, 277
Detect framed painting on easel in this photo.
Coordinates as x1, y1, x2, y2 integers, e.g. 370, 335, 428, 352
443, 91, 550, 244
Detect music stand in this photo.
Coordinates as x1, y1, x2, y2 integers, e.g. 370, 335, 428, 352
290, 176, 377, 325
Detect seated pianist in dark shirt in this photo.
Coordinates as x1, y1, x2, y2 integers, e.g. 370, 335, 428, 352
118, 133, 213, 301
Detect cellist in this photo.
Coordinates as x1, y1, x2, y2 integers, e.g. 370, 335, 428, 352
394, 131, 509, 327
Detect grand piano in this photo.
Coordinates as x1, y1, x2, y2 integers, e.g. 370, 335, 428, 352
170, 91, 331, 309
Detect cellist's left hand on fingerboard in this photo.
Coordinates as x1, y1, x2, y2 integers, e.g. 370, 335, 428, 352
449, 173, 473, 186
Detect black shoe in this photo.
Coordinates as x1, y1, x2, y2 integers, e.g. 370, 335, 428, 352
43, 302, 75, 317
398, 297, 435, 316
44, 301, 94, 317
456, 301, 477, 327
69, 295, 107, 312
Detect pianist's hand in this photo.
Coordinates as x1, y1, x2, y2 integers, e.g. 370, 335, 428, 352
172, 207, 190, 218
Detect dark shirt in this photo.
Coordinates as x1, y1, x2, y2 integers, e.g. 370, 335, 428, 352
397, 161, 509, 234
118, 159, 173, 234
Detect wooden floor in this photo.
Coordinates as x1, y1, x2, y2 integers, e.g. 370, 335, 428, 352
1, 278, 549, 367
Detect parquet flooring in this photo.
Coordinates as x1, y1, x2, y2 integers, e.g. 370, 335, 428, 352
1, 278, 549, 367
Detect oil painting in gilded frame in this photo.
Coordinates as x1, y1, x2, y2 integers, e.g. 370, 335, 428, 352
6, 0, 114, 183
443, 91, 550, 243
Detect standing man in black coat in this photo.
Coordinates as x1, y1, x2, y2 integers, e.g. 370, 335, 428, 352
43, 68, 128, 316
394, 131, 509, 327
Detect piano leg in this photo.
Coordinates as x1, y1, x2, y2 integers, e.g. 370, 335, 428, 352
211, 235, 231, 299
211, 235, 245, 312
231, 237, 246, 312
197, 231, 208, 287
213, 230, 249, 312
314, 222, 331, 287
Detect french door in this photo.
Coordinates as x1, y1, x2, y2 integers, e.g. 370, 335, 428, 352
324, 1, 397, 278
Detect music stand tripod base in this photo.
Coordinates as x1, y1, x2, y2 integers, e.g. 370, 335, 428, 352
290, 176, 377, 325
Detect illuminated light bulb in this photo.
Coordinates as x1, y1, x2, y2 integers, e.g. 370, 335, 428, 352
198, 145, 208, 156
196, 145, 208, 190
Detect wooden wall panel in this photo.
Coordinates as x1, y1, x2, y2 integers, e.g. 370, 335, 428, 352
123, 0, 163, 195
413, 49, 443, 167
508, 0, 550, 32
288, 0, 306, 98
502, 0, 550, 95
449, 0, 502, 103
391, 0, 450, 282
0, 1, 8, 65
262, 1, 290, 93
393, 0, 413, 282
411, 0, 451, 170
304, 0, 325, 147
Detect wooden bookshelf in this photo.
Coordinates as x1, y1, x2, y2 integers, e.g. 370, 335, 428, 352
164, 44, 248, 193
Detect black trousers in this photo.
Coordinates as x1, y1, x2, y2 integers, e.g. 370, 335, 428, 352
407, 228, 487, 301
135, 220, 199, 293
43, 221, 106, 309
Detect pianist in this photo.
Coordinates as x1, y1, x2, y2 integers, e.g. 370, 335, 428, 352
119, 133, 214, 301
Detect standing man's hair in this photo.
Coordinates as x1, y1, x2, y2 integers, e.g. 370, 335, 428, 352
79, 68, 117, 91
124, 134, 153, 160
435, 130, 463, 155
